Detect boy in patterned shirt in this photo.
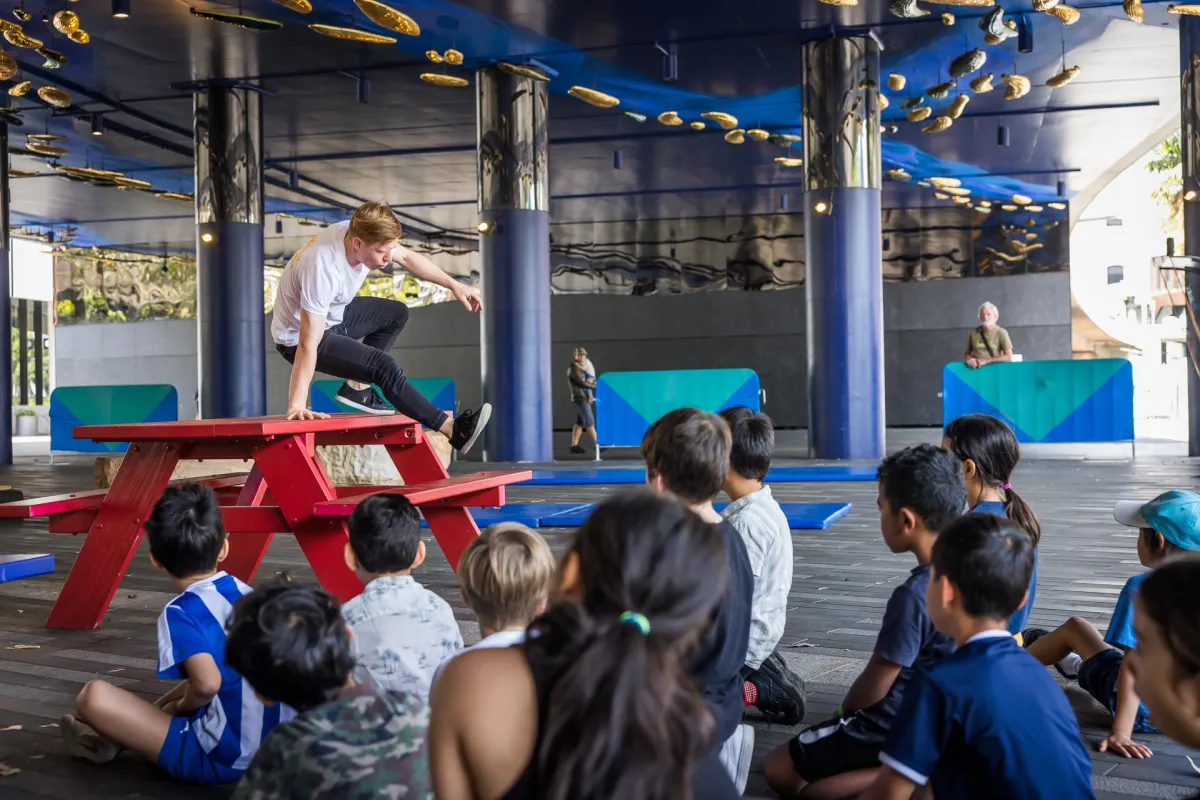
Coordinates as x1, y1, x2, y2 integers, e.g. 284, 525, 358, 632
228, 581, 431, 800
341, 494, 463, 700
61, 484, 289, 783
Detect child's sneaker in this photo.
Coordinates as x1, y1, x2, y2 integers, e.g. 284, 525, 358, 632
61, 714, 120, 764
449, 404, 491, 455
1021, 628, 1082, 679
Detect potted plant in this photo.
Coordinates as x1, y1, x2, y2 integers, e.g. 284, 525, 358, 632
14, 408, 35, 437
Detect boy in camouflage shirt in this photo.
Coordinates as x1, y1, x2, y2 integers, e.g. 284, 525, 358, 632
226, 581, 431, 800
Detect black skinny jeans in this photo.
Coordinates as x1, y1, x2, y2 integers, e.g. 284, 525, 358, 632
277, 296, 449, 430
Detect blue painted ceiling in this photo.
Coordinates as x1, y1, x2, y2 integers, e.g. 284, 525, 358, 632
0, 0, 1184, 257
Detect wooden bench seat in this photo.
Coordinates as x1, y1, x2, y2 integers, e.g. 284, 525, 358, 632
0, 474, 249, 519
314, 470, 533, 517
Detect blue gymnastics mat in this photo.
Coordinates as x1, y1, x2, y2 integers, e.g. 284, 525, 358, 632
541, 502, 853, 530
0, 553, 54, 583
417, 503, 591, 529
523, 465, 876, 486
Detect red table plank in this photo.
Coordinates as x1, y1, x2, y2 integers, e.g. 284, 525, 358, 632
222, 466, 273, 583
0, 473, 248, 519
75, 413, 422, 442
314, 471, 533, 516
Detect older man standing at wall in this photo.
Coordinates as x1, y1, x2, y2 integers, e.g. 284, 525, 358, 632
964, 301, 1014, 369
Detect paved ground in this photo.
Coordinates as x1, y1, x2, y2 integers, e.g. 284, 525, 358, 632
0, 451, 1195, 798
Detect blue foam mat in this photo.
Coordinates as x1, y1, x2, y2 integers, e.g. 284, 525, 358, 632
523, 465, 876, 486
417, 503, 591, 529
0, 553, 54, 583
541, 502, 853, 530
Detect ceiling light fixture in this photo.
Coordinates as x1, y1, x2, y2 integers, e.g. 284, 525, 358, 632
200, 232, 214, 243
814, 199, 832, 215
997, 124, 1010, 147
656, 41, 678, 82
612, 149, 623, 169
275, 218, 283, 234
780, 194, 789, 211
1057, 178, 1067, 196
112, 0, 130, 19
90, 113, 103, 136
477, 221, 493, 234
357, 74, 370, 104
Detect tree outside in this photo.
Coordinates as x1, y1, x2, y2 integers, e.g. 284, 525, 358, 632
1148, 132, 1183, 244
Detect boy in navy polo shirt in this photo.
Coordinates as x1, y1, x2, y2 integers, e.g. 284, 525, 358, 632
864, 514, 1094, 800
61, 484, 290, 784
764, 444, 964, 799
1021, 490, 1200, 759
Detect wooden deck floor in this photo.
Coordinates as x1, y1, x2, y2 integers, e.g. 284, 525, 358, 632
0, 455, 1195, 798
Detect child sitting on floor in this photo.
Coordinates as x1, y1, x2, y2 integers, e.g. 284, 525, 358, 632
1022, 490, 1200, 759
943, 413, 1042, 636
642, 408, 755, 792
863, 513, 1094, 800
717, 405, 806, 726
433, 522, 555, 687
62, 484, 289, 784
226, 581, 431, 799
428, 490, 738, 800
1129, 557, 1200, 752
764, 444, 964, 800
341, 494, 463, 700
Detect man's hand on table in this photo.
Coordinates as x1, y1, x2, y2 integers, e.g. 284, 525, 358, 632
286, 407, 330, 421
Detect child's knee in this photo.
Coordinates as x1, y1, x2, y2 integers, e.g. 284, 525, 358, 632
1063, 616, 1097, 639
76, 680, 112, 715
765, 743, 804, 796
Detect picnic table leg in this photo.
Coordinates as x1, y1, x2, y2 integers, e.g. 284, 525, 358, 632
388, 437, 479, 571
221, 466, 274, 584
252, 435, 363, 602
46, 441, 181, 629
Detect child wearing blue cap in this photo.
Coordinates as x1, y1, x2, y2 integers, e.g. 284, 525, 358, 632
1021, 489, 1200, 759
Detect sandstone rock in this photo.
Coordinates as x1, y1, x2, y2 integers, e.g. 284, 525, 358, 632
94, 431, 452, 489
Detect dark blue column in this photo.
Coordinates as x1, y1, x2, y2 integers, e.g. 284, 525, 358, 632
477, 66, 552, 462
194, 86, 265, 419
0, 122, 11, 464
1181, 18, 1200, 456
802, 36, 884, 460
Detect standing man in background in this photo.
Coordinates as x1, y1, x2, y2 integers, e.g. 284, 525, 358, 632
568, 347, 597, 455
271, 202, 491, 455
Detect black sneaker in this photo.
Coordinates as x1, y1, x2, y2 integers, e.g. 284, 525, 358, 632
745, 650, 807, 727
334, 384, 394, 415
449, 404, 491, 454
569, 445, 586, 454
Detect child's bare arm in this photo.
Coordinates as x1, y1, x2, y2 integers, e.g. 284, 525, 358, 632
170, 654, 223, 715
842, 654, 902, 714
1099, 648, 1152, 759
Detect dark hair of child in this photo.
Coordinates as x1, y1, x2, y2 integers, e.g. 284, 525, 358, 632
640, 408, 731, 504
525, 490, 728, 800
718, 406, 774, 481
347, 494, 422, 573
225, 581, 355, 712
876, 443, 968, 532
943, 414, 1042, 547
931, 513, 1035, 620
1140, 558, 1200, 676
145, 483, 227, 579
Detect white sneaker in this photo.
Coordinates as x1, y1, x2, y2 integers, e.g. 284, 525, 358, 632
61, 714, 120, 764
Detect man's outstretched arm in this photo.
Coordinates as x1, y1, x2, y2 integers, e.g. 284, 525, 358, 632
286, 310, 330, 421
396, 249, 483, 312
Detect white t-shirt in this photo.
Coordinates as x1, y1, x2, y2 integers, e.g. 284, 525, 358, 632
270, 220, 409, 346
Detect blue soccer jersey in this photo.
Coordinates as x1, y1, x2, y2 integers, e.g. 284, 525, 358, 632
879, 632, 1094, 800
157, 572, 291, 773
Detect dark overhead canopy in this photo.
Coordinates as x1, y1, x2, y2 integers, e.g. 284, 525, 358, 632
0, 0, 1183, 254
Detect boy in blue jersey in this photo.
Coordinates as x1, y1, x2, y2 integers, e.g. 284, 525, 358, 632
863, 514, 1094, 800
1021, 490, 1200, 759
764, 444, 965, 799
61, 484, 289, 784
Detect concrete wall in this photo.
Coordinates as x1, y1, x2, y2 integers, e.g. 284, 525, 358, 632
55, 319, 200, 421
54, 271, 1071, 429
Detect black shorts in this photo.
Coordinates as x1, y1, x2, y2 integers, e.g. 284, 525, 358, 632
787, 712, 885, 783
574, 401, 595, 428
1079, 648, 1154, 732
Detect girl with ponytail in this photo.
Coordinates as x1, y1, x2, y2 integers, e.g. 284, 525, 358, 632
429, 490, 739, 800
943, 413, 1043, 635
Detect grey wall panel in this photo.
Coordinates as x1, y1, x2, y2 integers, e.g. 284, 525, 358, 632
885, 272, 1071, 331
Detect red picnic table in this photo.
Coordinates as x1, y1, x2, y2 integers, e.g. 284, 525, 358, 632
0, 414, 530, 630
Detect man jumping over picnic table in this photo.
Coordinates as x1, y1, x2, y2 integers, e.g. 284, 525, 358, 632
271, 202, 491, 454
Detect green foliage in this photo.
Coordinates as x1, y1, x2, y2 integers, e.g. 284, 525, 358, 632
1148, 133, 1184, 237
